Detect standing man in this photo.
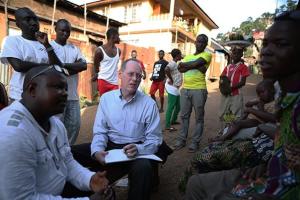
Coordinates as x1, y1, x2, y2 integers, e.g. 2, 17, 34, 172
50, 19, 87, 145
219, 46, 250, 129
149, 50, 168, 113
93, 28, 121, 96
173, 34, 212, 152
131, 50, 147, 93
131, 49, 146, 80
165, 48, 183, 131
92, 59, 162, 200
0, 7, 62, 102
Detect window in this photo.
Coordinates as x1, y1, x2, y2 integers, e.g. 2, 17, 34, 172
44, 28, 50, 34
124, 3, 141, 23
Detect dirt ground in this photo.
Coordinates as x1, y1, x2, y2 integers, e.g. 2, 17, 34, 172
77, 75, 262, 200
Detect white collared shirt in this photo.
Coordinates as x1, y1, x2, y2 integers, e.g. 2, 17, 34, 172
91, 90, 162, 155
0, 101, 94, 199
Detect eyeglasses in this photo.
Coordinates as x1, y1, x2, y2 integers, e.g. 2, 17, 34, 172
275, 10, 300, 21
126, 72, 143, 80
24, 65, 69, 89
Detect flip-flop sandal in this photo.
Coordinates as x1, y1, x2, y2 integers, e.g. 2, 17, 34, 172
167, 127, 177, 132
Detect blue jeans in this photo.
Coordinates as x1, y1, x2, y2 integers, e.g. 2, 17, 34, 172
176, 89, 208, 145
63, 100, 81, 145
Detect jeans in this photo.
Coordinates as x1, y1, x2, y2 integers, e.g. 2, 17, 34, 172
63, 100, 81, 145
176, 88, 207, 145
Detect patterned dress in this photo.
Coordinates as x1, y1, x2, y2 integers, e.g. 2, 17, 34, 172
232, 92, 300, 199
263, 92, 300, 199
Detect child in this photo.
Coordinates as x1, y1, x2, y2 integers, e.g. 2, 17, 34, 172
165, 49, 183, 131
213, 79, 276, 142
219, 46, 250, 129
190, 80, 277, 173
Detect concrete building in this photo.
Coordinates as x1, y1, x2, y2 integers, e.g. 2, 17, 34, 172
86, 0, 218, 55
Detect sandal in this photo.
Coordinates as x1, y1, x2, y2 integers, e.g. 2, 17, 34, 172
165, 127, 177, 132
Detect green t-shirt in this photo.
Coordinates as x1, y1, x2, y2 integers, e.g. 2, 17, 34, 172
182, 51, 212, 89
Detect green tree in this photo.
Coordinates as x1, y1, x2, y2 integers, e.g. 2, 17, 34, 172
276, 0, 297, 13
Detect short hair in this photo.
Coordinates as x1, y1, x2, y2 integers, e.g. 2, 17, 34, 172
197, 34, 208, 43
55, 19, 71, 28
23, 66, 64, 91
23, 66, 49, 91
159, 50, 165, 54
170, 48, 181, 58
256, 79, 275, 93
15, 7, 34, 21
121, 58, 141, 72
106, 28, 119, 40
131, 49, 137, 53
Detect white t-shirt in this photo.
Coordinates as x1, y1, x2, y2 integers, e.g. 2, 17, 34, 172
50, 41, 86, 100
0, 35, 49, 100
165, 82, 180, 96
97, 46, 119, 85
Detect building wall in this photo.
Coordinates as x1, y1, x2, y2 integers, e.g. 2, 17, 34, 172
91, 0, 153, 23
7, 0, 108, 35
0, 13, 7, 41
121, 32, 173, 52
207, 51, 227, 79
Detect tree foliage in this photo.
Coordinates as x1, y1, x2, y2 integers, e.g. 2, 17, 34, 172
216, 0, 298, 43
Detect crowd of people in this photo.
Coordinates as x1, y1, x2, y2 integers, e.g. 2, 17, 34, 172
0, 5, 299, 200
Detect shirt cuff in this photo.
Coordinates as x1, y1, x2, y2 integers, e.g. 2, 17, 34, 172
91, 146, 105, 157
82, 171, 96, 191
135, 144, 144, 155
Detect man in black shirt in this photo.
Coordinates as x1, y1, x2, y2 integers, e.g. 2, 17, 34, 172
149, 50, 168, 113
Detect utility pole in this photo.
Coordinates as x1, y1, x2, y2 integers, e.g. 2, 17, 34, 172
51, 0, 57, 34
84, 2, 87, 36
105, 4, 111, 40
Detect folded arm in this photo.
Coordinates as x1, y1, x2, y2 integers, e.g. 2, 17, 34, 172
178, 57, 207, 73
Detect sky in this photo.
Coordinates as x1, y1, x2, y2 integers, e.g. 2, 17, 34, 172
197, 0, 283, 37
69, 0, 285, 37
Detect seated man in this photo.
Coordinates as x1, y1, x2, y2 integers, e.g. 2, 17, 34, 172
92, 59, 163, 200
0, 66, 109, 199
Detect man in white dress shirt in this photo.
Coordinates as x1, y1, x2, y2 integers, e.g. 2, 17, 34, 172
72, 59, 163, 200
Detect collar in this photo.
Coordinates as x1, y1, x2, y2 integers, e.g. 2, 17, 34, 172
230, 62, 242, 67
14, 101, 56, 137
53, 40, 68, 47
118, 89, 139, 103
